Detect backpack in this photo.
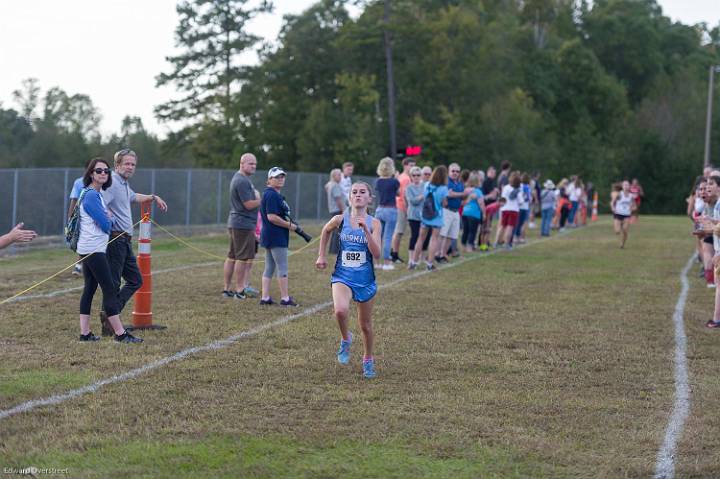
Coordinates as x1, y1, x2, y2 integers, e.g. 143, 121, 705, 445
421, 188, 437, 220
65, 187, 90, 252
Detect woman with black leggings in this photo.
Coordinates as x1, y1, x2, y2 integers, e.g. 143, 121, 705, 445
76, 158, 142, 343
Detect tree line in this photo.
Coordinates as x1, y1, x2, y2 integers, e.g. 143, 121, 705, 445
1, 0, 719, 213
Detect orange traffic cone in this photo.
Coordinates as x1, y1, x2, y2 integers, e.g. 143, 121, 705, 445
130, 203, 166, 330
591, 192, 598, 222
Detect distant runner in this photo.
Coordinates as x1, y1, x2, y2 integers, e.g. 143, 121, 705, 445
611, 180, 636, 249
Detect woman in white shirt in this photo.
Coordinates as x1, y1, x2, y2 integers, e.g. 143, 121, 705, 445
611, 180, 636, 249
493, 172, 521, 249
77, 158, 142, 343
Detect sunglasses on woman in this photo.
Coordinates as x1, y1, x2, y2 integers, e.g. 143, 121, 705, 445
94, 168, 110, 174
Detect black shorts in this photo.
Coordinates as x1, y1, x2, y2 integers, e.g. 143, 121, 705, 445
704, 235, 714, 245
614, 214, 630, 222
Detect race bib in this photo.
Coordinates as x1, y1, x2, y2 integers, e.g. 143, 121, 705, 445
341, 250, 366, 268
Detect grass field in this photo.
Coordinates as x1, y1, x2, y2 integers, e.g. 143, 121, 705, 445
1, 216, 719, 478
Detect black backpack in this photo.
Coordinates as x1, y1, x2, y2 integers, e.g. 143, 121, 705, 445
422, 189, 437, 220
65, 187, 90, 252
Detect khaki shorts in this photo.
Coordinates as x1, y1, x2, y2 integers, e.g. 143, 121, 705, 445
227, 228, 256, 261
439, 209, 460, 239
395, 209, 408, 235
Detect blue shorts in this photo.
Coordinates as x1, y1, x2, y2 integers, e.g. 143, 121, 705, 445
331, 279, 377, 303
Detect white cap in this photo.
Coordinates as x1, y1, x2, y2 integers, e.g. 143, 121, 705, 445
268, 167, 286, 179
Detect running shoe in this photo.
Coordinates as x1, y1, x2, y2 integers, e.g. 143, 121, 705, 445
705, 320, 720, 329
362, 358, 376, 379
435, 256, 449, 264
337, 332, 352, 365
426, 263, 436, 271
407, 261, 417, 270
707, 283, 716, 289
280, 297, 298, 307
243, 286, 259, 298
391, 253, 405, 264
79, 332, 100, 342
235, 290, 246, 299
479, 244, 489, 251
259, 297, 275, 306
222, 290, 235, 298
72, 264, 83, 276
382, 264, 395, 271
115, 331, 143, 343
505, 244, 513, 250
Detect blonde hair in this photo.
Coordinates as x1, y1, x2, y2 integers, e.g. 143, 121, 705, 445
376, 157, 396, 177
409, 166, 422, 177
325, 168, 341, 192
467, 172, 481, 188
113, 148, 137, 167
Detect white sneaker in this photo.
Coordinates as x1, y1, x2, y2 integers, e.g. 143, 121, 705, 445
708, 283, 716, 289
528, 222, 536, 229
382, 264, 395, 271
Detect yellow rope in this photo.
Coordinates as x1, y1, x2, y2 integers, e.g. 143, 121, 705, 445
150, 219, 320, 263
150, 220, 228, 261
0, 219, 143, 306
1, 218, 321, 305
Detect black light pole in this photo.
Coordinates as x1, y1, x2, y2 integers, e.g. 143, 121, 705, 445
704, 65, 720, 168
383, 0, 397, 159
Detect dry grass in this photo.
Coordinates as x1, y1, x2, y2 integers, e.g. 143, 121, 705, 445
0, 216, 717, 477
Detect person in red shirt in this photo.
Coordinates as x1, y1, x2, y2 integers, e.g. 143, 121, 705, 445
629, 178, 644, 224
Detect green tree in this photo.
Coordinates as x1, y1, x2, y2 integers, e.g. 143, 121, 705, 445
155, 0, 273, 165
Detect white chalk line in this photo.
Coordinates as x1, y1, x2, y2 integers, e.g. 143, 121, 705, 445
0, 228, 584, 421
653, 254, 695, 479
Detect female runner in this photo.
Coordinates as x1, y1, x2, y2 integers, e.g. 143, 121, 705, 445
611, 180, 636, 249
316, 182, 382, 379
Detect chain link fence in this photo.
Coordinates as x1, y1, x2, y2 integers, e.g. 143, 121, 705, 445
0, 168, 375, 237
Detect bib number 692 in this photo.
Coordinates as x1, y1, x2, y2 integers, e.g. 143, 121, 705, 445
341, 250, 366, 268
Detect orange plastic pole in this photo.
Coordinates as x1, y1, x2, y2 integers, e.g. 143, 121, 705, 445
591, 192, 599, 222
132, 203, 164, 329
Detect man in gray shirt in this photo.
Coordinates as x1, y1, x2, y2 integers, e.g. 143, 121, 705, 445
101, 148, 168, 335
223, 153, 261, 299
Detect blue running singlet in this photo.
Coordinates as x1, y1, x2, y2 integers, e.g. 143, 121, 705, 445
330, 211, 377, 303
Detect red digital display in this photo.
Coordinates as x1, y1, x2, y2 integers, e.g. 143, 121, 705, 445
405, 146, 422, 156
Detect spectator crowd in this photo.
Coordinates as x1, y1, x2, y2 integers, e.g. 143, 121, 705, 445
688, 166, 720, 329
322, 157, 597, 272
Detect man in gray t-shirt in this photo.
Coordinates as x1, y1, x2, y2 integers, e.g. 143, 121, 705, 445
224, 153, 261, 299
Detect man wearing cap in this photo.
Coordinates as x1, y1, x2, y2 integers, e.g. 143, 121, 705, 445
540, 179, 557, 237
437, 163, 470, 262
223, 153, 261, 299
100, 148, 168, 335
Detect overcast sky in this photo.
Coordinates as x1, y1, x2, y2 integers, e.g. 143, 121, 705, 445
0, 0, 718, 138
